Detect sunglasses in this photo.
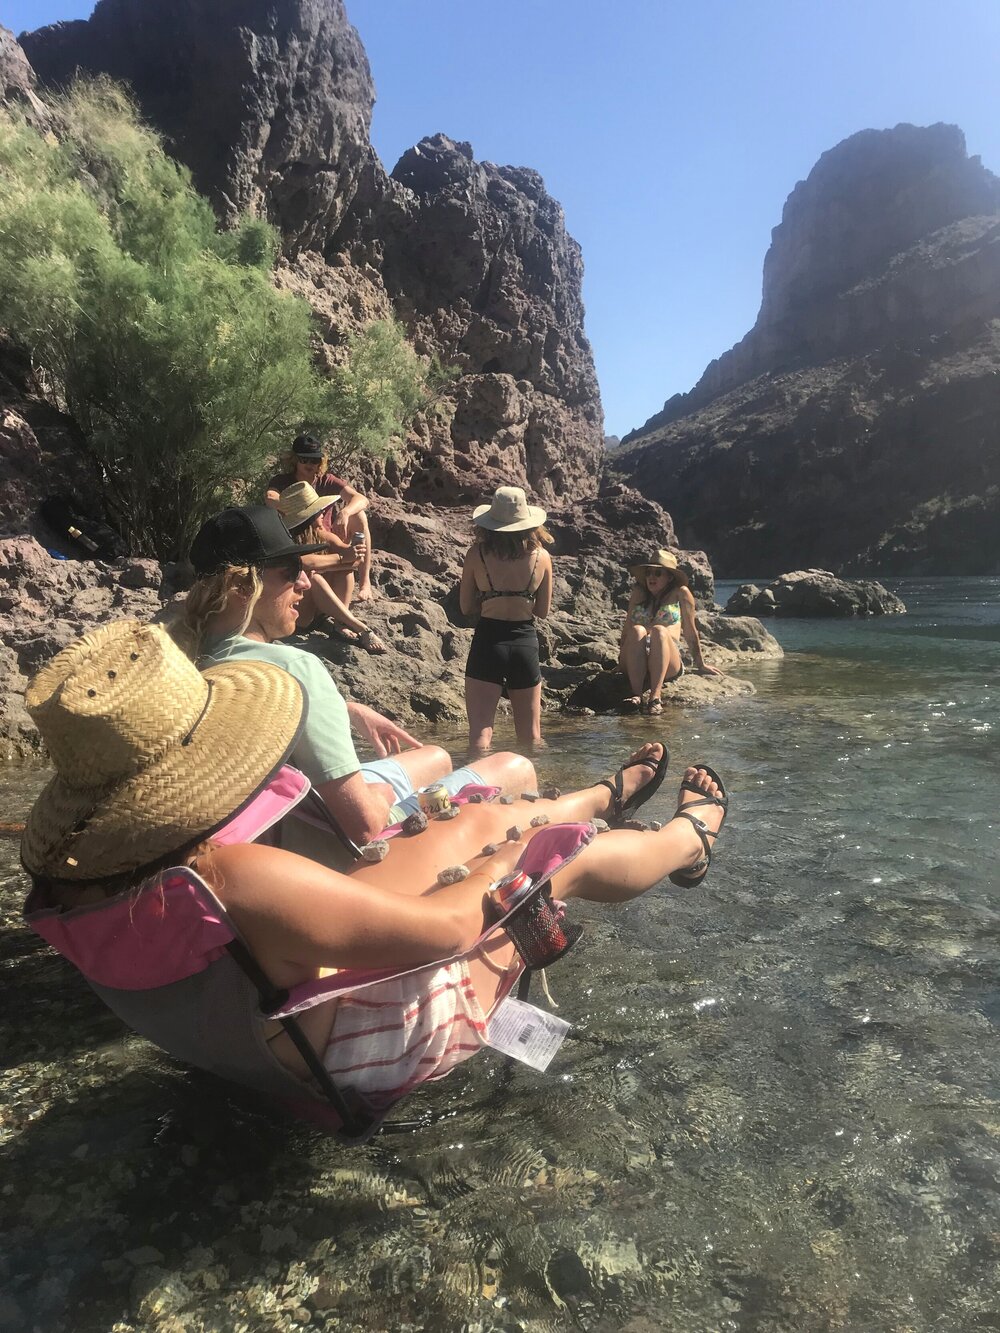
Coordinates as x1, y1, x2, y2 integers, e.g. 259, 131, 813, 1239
270, 555, 304, 583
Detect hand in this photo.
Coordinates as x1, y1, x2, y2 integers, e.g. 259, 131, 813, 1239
697, 663, 723, 677
347, 701, 421, 757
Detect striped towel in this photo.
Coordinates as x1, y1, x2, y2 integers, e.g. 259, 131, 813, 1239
322, 961, 488, 1110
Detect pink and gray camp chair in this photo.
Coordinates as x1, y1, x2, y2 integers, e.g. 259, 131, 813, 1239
23, 766, 595, 1141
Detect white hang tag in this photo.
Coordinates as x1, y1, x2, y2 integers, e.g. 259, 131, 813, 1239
485, 996, 570, 1071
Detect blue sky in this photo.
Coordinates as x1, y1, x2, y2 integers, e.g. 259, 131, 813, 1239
7, 1, 1000, 436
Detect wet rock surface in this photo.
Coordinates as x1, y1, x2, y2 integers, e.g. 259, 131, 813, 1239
726, 570, 906, 618
0, 484, 776, 758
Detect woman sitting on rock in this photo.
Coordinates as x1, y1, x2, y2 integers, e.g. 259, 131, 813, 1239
460, 486, 554, 753
619, 549, 721, 714
265, 434, 374, 602
277, 482, 387, 654
22, 622, 728, 1124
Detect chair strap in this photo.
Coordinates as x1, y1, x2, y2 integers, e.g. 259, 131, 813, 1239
223, 936, 371, 1138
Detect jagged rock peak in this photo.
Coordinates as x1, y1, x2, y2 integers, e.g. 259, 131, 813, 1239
20, 0, 374, 252
629, 122, 1000, 438
760, 122, 1000, 329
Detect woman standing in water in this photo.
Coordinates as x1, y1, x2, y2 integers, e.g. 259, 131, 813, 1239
460, 486, 554, 753
620, 549, 721, 714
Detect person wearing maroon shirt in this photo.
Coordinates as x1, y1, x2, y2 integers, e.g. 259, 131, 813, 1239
266, 434, 373, 603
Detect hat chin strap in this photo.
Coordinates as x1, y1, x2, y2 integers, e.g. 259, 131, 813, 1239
180, 680, 214, 747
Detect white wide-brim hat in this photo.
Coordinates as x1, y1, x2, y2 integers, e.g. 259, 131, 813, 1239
473, 485, 547, 532
277, 480, 340, 530
21, 620, 304, 882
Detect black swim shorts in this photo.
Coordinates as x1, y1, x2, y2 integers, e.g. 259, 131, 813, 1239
465, 617, 541, 690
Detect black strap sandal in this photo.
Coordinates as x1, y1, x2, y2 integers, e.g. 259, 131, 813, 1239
597, 742, 670, 828
668, 764, 728, 888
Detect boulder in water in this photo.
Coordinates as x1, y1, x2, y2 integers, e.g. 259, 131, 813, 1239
725, 570, 905, 617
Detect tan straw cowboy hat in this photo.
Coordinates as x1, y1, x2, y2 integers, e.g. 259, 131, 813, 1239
628, 549, 689, 586
277, 480, 340, 530
21, 620, 303, 881
473, 485, 547, 533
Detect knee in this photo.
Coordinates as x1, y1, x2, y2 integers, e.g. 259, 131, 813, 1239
500, 752, 537, 792
421, 744, 452, 776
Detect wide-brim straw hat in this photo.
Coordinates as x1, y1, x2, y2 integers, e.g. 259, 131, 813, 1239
473, 485, 547, 532
628, 548, 689, 586
277, 480, 339, 530
21, 620, 304, 882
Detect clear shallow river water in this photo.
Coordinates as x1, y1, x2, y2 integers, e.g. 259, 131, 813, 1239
1, 577, 998, 1331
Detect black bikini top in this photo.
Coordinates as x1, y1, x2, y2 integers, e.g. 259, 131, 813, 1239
479, 549, 541, 602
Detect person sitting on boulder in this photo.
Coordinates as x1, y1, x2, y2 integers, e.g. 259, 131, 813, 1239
175, 505, 535, 855
21, 619, 728, 1122
460, 486, 554, 754
265, 434, 374, 602
276, 481, 386, 654
619, 549, 721, 714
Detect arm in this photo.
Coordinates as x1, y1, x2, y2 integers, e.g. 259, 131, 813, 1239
327, 478, 369, 526
301, 547, 361, 575
459, 546, 481, 618
315, 770, 395, 847
532, 551, 553, 619
264, 489, 282, 509
678, 587, 722, 675
347, 701, 421, 757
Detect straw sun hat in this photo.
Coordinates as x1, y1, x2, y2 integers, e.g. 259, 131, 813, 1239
21, 620, 303, 882
473, 485, 547, 533
628, 549, 689, 586
277, 480, 340, 530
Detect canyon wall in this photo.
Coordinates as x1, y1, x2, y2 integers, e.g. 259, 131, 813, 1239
618, 125, 1000, 574
20, 0, 603, 504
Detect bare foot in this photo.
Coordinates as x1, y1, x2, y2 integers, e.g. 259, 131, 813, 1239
359, 629, 387, 655
356, 584, 374, 602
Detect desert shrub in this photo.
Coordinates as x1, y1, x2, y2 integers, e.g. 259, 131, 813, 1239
0, 79, 431, 560
324, 317, 437, 469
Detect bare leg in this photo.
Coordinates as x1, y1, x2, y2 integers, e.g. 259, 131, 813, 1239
470, 751, 538, 795
620, 624, 649, 702
354, 511, 373, 601
324, 565, 355, 609
508, 683, 543, 748
388, 744, 452, 790
349, 761, 724, 1013
645, 625, 676, 705
349, 743, 668, 893
465, 676, 504, 753
554, 767, 725, 901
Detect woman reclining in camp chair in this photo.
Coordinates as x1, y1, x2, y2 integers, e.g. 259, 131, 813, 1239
21, 622, 728, 1131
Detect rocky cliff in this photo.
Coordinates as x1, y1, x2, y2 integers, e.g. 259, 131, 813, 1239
20, 0, 603, 503
618, 125, 1000, 574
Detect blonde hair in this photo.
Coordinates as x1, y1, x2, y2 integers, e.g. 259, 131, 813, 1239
278, 448, 329, 476
477, 525, 554, 561
172, 565, 263, 660
291, 518, 325, 546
